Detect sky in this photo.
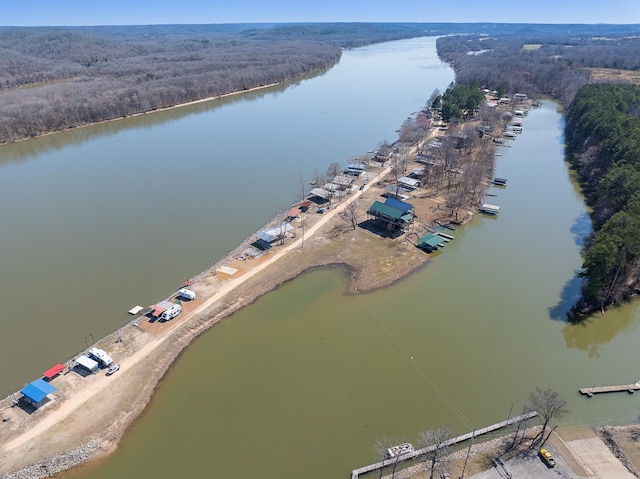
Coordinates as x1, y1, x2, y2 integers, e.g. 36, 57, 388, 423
2, 0, 639, 26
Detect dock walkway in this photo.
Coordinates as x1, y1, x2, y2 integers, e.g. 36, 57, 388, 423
579, 381, 640, 397
351, 411, 538, 479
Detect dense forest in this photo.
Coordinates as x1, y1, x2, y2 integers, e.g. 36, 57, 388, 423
565, 84, 640, 315
2, 22, 640, 143
436, 32, 640, 106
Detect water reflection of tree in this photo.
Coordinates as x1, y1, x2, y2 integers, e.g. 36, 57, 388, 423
562, 305, 639, 357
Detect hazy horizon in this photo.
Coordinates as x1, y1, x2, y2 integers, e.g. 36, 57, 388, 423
3, 0, 639, 27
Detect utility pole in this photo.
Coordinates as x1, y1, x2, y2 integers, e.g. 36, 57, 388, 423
301, 214, 304, 249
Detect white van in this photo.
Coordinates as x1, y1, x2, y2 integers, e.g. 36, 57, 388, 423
161, 303, 182, 321
177, 288, 196, 301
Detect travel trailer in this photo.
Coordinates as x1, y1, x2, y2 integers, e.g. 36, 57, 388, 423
177, 288, 196, 301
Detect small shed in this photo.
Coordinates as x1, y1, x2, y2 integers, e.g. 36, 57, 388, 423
42, 363, 65, 381
75, 355, 100, 374
21, 378, 57, 408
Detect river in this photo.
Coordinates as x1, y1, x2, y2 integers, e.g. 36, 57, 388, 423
0, 36, 453, 391
4, 37, 640, 479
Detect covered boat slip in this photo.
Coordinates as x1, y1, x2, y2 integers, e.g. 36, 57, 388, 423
417, 233, 444, 252
480, 203, 500, 215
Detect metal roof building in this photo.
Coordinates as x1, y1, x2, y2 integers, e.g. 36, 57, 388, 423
21, 378, 57, 407
384, 197, 414, 213
257, 223, 295, 243
417, 234, 443, 252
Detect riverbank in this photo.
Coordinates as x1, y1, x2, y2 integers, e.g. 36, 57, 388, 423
0, 126, 468, 477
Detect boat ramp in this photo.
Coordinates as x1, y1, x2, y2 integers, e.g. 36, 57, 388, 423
350, 411, 538, 479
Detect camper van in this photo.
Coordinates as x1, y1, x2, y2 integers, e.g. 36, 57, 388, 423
88, 347, 113, 367
177, 288, 196, 301
161, 303, 182, 321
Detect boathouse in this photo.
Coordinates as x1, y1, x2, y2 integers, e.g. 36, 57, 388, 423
417, 234, 443, 252
367, 201, 413, 231
21, 378, 57, 408
480, 203, 500, 215
75, 355, 100, 374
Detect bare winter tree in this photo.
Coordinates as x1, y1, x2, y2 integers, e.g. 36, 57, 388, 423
297, 174, 306, 202
526, 388, 569, 447
311, 169, 326, 188
326, 162, 341, 182
341, 201, 359, 230
373, 436, 395, 479
418, 426, 452, 479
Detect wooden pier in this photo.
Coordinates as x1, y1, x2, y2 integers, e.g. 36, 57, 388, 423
579, 381, 640, 397
350, 411, 538, 479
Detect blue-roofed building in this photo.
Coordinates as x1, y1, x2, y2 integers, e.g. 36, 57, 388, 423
21, 378, 57, 408
384, 197, 414, 213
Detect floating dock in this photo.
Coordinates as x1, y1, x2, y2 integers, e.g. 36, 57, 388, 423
579, 381, 640, 397
350, 411, 538, 479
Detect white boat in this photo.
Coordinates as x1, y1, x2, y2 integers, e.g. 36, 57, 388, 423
106, 363, 120, 375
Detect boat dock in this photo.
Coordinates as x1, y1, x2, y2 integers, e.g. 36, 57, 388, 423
350, 411, 538, 479
579, 381, 640, 397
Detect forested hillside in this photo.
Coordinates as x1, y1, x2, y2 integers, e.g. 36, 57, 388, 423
3, 22, 640, 143
565, 84, 640, 315
437, 32, 640, 106
0, 23, 447, 143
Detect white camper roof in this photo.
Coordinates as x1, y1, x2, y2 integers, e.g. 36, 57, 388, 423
76, 355, 99, 372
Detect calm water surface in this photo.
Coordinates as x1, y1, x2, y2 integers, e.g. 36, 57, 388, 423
63, 90, 640, 478
0, 37, 453, 391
